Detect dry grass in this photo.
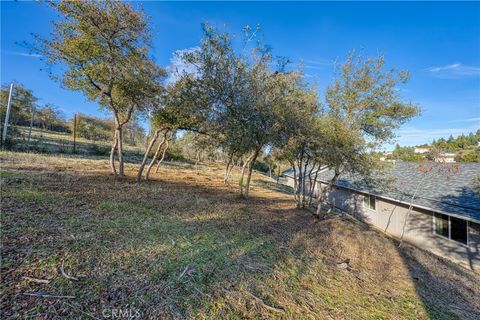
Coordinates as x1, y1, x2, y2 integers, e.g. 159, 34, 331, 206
1, 151, 479, 319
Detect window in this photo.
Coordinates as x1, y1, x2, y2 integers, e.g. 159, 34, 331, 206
450, 217, 468, 244
434, 213, 449, 237
363, 195, 376, 211
433, 213, 468, 245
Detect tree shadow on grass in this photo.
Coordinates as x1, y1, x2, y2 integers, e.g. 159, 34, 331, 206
397, 244, 480, 319
1, 169, 312, 318
330, 172, 480, 319
339, 191, 480, 319
397, 184, 480, 319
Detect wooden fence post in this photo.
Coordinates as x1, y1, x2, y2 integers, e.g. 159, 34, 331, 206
73, 113, 77, 154
28, 105, 36, 145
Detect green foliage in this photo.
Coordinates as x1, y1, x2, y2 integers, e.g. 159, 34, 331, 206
122, 119, 147, 147
169, 132, 223, 163
164, 142, 187, 162
433, 130, 480, 152
455, 148, 480, 163
1, 82, 36, 128
38, 0, 165, 176
1, 83, 69, 133
326, 52, 420, 145
392, 145, 424, 162
73, 113, 145, 146
74, 113, 113, 141
271, 71, 321, 163
35, 104, 69, 132
252, 157, 277, 173
316, 52, 420, 187
39, 0, 165, 121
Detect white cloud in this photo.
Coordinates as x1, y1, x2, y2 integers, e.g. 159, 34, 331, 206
165, 47, 200, 85
294, 57, 333, 72
449, 117, 480, 123
398, 127, 471, 138
2, 50, 42, 58
427, 63, 480, 78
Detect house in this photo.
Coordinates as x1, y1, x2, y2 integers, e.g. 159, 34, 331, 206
282, 162, 480, 271
414, 147, 430, 154
434, 152, 456, 163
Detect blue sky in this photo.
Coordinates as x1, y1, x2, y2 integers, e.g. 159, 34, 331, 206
1, 1, 479, 149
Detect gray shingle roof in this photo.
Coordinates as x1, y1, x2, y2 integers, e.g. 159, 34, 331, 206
286, 162, 480, 222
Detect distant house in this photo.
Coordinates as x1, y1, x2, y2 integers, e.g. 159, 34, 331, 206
282, 162, 480, 271
414, 147, 430, 154
434, 152, 456, 163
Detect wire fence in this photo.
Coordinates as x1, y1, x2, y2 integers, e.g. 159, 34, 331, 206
1, 83, 146, 158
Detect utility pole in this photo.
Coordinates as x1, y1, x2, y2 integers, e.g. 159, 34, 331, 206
28, 105, 36, 145
2, 83, 14, 144
73, 113, 77, 154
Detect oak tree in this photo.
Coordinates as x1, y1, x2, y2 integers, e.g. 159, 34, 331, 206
37, 0, 165, 177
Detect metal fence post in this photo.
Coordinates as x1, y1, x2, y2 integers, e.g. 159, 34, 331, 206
2, 83, 14, 144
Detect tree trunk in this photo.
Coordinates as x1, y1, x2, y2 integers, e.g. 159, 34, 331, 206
111, 107, 133, 179
239, 162, 247, 195
302, 159, 315, 208
224, 157, 233, 184
116, 126, 124, 177
308, 163, 320, 207
195, 150, 201, 175
301, 155, 311, 208
110, 130, 118, 177
276, 164, 281, 184
155, 138, 169, 173
136, 129, 161, 183
227, 161, 234, 181
145, 131, 167, 181
239, 152, 255, 195
244, 148, 260, 198
291, 161, 298, 202
295, 155, 306, 208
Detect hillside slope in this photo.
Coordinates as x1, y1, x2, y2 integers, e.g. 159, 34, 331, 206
1, 152, 479, 319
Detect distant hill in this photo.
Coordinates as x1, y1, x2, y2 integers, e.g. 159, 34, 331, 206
386, 130, 480, 162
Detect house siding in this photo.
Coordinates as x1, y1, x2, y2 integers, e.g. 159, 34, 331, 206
285, 176, 295, 189
283, 174, 480, 270
317, 182, 480, 271
284, 175, 480, 270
